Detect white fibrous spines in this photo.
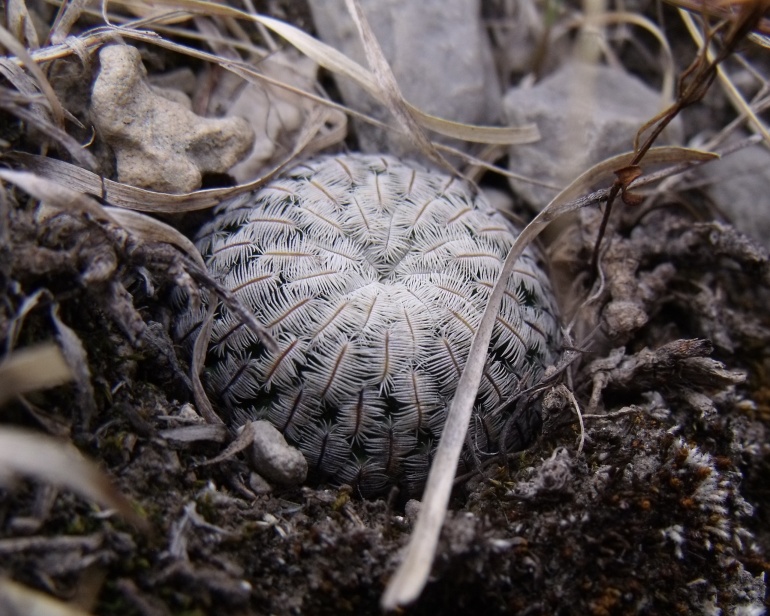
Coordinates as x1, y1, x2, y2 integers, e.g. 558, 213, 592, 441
181, 154, 561, 496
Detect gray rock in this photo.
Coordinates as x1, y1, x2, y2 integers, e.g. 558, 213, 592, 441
504, 62, 681, 210
307, 0, 501, 157
696, 141, 770, 249
90, 45, 254, 193
248, 421, 308, 486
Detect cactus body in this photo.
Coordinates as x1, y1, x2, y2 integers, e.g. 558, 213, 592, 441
179, 154, 561, 496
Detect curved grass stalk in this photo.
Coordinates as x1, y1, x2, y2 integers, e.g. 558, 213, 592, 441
381, 145, 718, 610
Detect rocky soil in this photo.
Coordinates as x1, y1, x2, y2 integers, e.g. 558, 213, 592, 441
1, 1, 769, 614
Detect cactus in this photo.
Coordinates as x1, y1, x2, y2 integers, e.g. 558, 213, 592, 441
177, 154, 561, 496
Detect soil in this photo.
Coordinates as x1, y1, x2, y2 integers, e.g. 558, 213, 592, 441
1, 2, 769, 615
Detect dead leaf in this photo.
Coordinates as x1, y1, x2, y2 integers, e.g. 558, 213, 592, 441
0, 577, 94, 616
0, 344, 73, 406
0, 427, 147, 529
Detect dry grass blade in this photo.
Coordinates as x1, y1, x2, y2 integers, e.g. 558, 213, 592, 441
0, 577, 94, 616
665, 0, 770, 36
416, 113, 539, 145
194, 421, 256, 467
0, 168, 110, 221
49, 0, 97, 44
679, 8, 770, 145
6, 289, 46, 352
104, 207, 205, 269
0, 427, 147, 529
0, 343, 73, 406
6, 0, 40, 48
0, 24, 64, 128
343, 0, 452, 171
380, 144, 718, 610
8, 153, 227, 211
50, 305, 96, 428
159, 424, 228, 443
565, 146, 717, 202
191, 301, 223, 425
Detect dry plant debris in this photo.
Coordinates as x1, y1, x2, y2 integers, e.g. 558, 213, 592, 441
307, 0, 503, 156
0, 1, 769, 615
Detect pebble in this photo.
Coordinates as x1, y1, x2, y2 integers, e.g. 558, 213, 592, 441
248, 421, 308, 486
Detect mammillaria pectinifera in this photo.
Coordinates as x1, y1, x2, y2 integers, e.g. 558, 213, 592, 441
177, 154, 561, 496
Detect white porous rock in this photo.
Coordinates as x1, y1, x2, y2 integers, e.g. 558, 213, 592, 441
248, 421, 308, 486
307, 0, 502, 157
90, 45, 254, 193
177, 154, 561, 497
505, 62, 682, 210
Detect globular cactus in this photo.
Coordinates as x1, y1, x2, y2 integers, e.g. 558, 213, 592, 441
177, 154, 561, 496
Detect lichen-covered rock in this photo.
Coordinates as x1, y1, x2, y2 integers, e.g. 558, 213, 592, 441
177, 153, 561, 496
90, 45, 254, 193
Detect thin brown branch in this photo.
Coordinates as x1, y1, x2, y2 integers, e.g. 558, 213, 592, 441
589, 0, 770, 276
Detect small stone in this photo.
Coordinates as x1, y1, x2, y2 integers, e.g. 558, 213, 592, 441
504, 62, 682, 210
248, 421, 308, 486
404, 499, 421, 524
177, 403, 204, 423
90, 45, 254, 193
